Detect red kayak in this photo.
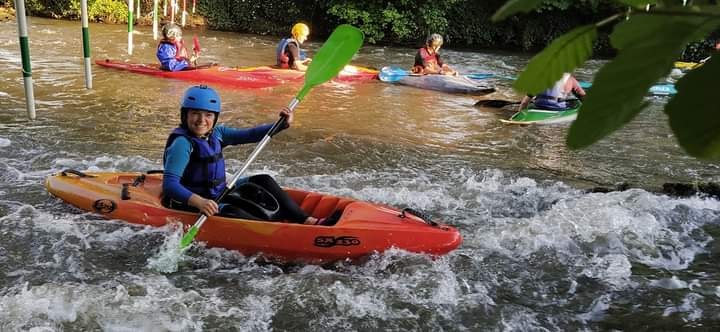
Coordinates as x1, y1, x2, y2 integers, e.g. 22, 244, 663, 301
95, 59, 282, 89
95, 60, 378, 88
45, 171, 462, 264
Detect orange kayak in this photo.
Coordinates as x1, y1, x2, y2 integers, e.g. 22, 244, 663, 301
233, 64, 379, 83
45, 171, 462, 263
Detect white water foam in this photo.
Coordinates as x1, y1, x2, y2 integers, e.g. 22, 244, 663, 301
51, 155, 161, 174
577, 294, 612, 323
145, 223, 189, 274
581, 254, 635, 290
0, 274, 236, 331
662, 293, 704, 321
473, 189, 719, 270
650, 276, 690, 290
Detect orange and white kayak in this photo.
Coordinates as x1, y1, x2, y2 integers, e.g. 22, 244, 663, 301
45, 171, 462, 263
233, 64, 379, 83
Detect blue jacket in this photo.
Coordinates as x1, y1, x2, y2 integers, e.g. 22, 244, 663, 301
162, 124, 276, 204
157, 41, 189, 72
276, 37, 306, 69
164, 127, 226, 200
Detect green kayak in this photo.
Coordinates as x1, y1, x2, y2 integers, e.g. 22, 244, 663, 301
500, 101, 582, 125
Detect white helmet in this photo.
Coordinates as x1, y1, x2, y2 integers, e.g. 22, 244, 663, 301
426, 33, 444, 46
162, 23, 182, 40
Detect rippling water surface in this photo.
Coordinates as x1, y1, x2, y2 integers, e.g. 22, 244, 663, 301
1, 18, 720, 331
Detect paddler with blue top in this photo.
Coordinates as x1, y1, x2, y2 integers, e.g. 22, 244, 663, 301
276, 23, 312, 71
157, 23, 197, 72
162, 85, 338, 225
517, 73, 586, 112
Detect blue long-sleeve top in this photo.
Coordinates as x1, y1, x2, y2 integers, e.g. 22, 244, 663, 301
162, 124, 275, 204
157, 42, 189, 72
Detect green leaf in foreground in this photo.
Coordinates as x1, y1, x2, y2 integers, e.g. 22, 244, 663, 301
491, 0, 544, 22
513, 25, 597, 95
567, 16, 719, 150
665, 56, 720, 159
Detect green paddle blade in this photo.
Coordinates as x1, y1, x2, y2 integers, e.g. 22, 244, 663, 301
296, 24, 364, 100
180, 224, 199, 249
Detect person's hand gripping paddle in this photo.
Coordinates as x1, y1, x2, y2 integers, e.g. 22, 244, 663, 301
179, 25, 364, 249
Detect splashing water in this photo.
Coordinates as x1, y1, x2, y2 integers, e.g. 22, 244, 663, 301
146, 224, 189, 273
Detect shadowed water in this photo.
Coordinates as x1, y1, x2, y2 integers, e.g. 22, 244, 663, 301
1, 17, 720, 331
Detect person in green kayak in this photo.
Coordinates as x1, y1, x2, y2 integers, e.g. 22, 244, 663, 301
162, 85, 339, 225
517, 73, 586, 112
157, 23, 197, 72
411, 33, 457, 76
276, 23, 312, 71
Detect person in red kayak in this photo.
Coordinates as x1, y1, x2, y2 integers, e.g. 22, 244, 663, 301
157, 23, 197, 72
517, 73, 586, 112
276, 23, 312, 71
162, 85, 339, 225
411, 33, 457, 76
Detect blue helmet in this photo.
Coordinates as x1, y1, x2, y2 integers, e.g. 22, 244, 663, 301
181, 85, 221, 113
180, 85, 221, 128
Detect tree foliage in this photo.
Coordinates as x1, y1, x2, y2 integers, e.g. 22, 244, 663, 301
494, 0, 720, 159
12, 0, 128, 23
324, 0, 458, 44
13, 0, 626, 53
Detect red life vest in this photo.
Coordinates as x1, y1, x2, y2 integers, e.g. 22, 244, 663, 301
419, 47, 442, 68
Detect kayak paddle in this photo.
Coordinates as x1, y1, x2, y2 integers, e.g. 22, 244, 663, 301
179, 24, 364, 249
474, 99, 521, 108
378, 66, 420, 82
379, 65, 514, 82
576, 81, 675, 95
192, 35, 200, 67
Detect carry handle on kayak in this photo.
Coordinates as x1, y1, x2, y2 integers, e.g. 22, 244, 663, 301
398, 208, 438, 227
179, 25, 365, 249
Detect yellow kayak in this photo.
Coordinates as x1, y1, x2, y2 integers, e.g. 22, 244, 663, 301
674, 61, 703, 71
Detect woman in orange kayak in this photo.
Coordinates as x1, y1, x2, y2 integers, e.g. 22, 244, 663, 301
157, 23, 197, 72
162, 85, 337, 225
517, 73, 586, 112
411, 33, 457, 76
276, 23, 312, 71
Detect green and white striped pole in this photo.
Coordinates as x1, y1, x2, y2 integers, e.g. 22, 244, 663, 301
128, 0, 134, 55
181, 0, 186, 27
153, 0, 159, 40
136, 0, 141, 18
170, 0, 175, 23
80, 0, 92, 89
14, 0, 36, 120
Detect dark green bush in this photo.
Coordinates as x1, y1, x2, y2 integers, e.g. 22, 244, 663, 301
88, 0, 127, 23
8, 0, 709, 57
197, 0, 307, 36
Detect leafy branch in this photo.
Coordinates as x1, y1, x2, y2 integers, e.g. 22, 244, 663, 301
493, 0, 720, 159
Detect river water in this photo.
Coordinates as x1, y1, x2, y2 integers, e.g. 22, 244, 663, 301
1, 17, 720, 331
